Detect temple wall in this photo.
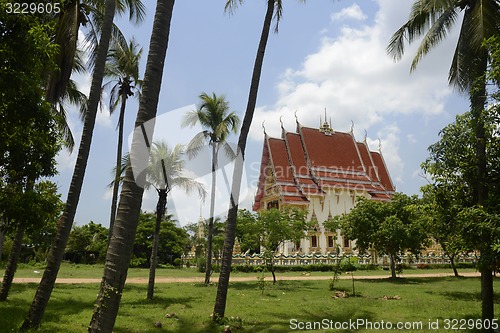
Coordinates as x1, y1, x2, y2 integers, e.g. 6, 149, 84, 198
285, 189, 371, 255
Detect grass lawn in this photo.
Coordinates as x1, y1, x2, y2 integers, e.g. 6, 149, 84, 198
0, 276, 499, 332
11, 262, 479, 280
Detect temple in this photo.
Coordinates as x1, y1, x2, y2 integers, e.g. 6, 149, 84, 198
253, 113, 395, 255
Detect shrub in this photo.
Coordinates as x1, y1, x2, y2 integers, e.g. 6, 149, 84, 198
173, 258, 182, 267
130, 257, 148, 268
197, 257, 206, 273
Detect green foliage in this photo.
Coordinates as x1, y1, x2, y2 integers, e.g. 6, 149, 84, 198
133, 212, 190, 266
237, 207, 309, 256
422, 105, 500, 272
197, 257, 206, 273
340, 193, 430, 278
65, 222, 109, 264
256, 275, 266, 295
0, 181, 62, 263
0, 8, 61, 185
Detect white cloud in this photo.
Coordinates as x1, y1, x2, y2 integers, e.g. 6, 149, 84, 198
248, 0, 462, 189
331, 4, 367, 22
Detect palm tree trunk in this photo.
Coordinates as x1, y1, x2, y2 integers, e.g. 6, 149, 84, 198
213, 0, 274, 320
204, 143, 218, 284
21, 0, 116, 330
88, 1, 175, 331
147, 190, 166, 300
0, 223, 24, 301
108, 95, 127, 242
0, 222, 5, 262
470, 54, 494, 324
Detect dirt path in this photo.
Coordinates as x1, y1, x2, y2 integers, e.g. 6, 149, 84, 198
12, 272, 481, 284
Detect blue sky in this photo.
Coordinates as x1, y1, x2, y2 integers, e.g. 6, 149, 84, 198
54, 0, 469, 227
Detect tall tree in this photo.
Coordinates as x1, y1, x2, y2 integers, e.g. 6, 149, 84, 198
213, 0, 305, 320
387, 0, 500, 321
46, 0, 145, 150
88, 1, 176, 331
104, 37, 142, 241
0, 7, 61, 301
182, 92, 239, 284
145, 142, 205, 300
21, 0, 118, 329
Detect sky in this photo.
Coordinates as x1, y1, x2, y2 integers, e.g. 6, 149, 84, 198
54, 0, 469, 228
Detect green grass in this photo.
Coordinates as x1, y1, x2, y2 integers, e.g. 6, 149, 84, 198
10, 262, 479, 279
0, 276, 499, 332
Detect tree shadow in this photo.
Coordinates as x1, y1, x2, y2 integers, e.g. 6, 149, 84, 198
359, 276, 470, 285
0, 284, 96, 332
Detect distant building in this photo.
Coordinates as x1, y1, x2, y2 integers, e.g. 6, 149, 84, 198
253, 114, 395, 255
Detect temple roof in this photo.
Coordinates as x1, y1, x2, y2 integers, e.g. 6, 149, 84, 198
253, 119, 395, 210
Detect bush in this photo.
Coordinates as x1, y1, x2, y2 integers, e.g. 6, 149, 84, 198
130, 257, 148, 268
197, 257, 206, 273
173, 258, 182, 267
356, 263, 379, 271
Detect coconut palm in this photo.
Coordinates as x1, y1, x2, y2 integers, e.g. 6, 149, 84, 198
213, 0, 305, 319
21, 0, 123, 329
387, 0, 500, 322
145, 142, 205, 300
182, 92, 240, 285
89, 1, 176, 331
46, 0, 145, 150
104, 37, 143, 241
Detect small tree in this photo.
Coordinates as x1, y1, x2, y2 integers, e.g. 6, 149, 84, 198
340, 194, 429, 279
239, 207, 308, 284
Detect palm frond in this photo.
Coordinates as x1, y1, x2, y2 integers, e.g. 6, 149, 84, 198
221, 141, 237, 161
224, 0, 245, 15
185, 131, 210, 159
410, 7, 458, 72
273, 0, 284, 33
108, 153, 130, 188
116, 0, 146, 25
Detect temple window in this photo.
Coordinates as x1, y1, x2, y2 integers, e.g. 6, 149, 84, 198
327, 235, 334, 248
311, 235, 318, 248
267, 200, 279, 209
343, 236, 350, 248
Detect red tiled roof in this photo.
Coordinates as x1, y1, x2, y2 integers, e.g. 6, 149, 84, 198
268, 138, 294, 182
370, 151, 395, 192
300, 127, 364, 173
253, 123, 394, 210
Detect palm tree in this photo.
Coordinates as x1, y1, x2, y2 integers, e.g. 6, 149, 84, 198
88, 1, 176, 331
104, 37, 143, 241
21, 0, 120, 330
182, 92, 240, 285
145, 142, 205, 300
213, 0, 305, 320
387, 0, 500, 322
46, 0, 145, 150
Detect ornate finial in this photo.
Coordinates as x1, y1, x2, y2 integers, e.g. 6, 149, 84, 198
262, 120, 267, 135
294, 110, 299, 123
319, 108, 333, 135
350, 120, 354, 133
279, 115, 284, 128
364, 129, 368, 142
378, 138, 382, 152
